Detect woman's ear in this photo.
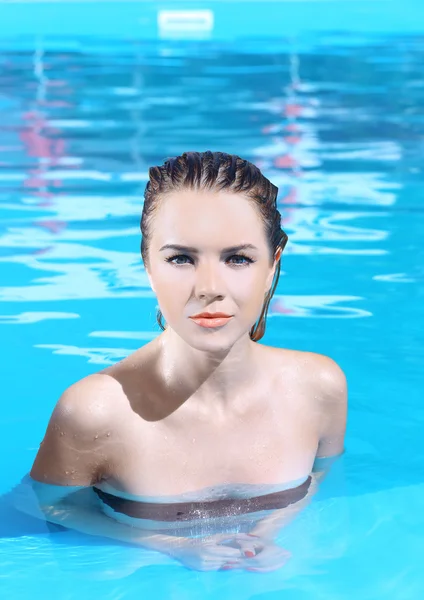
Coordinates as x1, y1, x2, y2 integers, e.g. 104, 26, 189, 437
275, 247, 282, 263
265, 248, 282, 294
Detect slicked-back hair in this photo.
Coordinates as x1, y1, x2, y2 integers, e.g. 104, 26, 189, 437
140, 151, 288, 341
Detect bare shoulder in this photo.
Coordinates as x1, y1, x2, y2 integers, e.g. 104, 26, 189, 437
51, 372, 127, 433
268, 346, 347, 398
299, 350, 348, 457
30, 373, 128, 485
266, 346, 347, 457
302, 351, 347, 395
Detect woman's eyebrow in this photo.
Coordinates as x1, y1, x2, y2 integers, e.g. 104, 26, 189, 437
159, 243, 259, 253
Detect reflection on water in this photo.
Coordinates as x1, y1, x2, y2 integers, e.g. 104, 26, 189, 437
0, 311, 79, 324
2, 36, 419, 319
1, 32, 424, 597
270, 295, 372, 319
34, 343, 138, 365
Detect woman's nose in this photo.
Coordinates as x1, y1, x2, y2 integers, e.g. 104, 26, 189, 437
194, 261, 225, 300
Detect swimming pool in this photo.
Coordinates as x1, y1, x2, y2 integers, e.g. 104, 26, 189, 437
1, 0, 423, 598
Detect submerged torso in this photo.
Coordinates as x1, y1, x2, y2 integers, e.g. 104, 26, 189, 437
92, 475, 313, 535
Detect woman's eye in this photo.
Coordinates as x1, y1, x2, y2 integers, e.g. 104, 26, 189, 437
165, 254, 254, 266
165, 254, 192, 265
227, 254, 254, 266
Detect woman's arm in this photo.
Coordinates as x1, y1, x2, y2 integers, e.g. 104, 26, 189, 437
12, 474, 187, 555
25, 374, 188, 555
249, 356, 348, 540
246, 453, 343, 540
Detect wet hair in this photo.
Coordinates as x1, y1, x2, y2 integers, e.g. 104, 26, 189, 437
140, 151, 288, 342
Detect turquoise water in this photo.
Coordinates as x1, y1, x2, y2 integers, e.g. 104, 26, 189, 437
1, 26, 424, 600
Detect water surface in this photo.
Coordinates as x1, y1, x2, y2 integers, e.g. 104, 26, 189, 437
0, 32, 423, 599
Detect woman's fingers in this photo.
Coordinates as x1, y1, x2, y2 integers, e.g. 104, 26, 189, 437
242, 544, 292, 572
195, 534, 292, 573
199, 533, 290, 571
231, 533, 265, 557
201, 561, 236, 572
237, 537, 265, 555
202, 550, 242, 572
206, 545, 243, 558
213, 533, 265, 556
211, 533, 255, 545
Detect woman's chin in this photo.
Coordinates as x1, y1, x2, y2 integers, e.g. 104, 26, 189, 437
163, 320, 249, 351
187, 336, 234, 353
186, 328, 251, 353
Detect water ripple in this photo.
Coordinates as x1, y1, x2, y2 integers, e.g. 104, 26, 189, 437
0, 35, 422, 349
1, 30, 424, 597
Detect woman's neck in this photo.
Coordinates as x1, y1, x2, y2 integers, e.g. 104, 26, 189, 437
156, 328, 261, 412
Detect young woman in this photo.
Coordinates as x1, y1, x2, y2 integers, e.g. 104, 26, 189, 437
24, 151, 347, 573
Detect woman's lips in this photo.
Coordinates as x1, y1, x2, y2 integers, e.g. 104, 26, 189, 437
190, 316, 233, 328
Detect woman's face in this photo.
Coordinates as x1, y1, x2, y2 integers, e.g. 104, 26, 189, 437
145, 188, 279, 350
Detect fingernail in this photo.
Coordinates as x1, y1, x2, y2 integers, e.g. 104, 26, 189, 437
221, 565, 235, 570
244, 550, 255, 558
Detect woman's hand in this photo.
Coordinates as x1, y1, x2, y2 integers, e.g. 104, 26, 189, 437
237, 539, 292, 573
219, 534, 292, 573
168, 533, 264, 572
169, 533, 291, 572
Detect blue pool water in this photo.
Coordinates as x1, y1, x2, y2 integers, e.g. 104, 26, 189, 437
1, 3, 424, 599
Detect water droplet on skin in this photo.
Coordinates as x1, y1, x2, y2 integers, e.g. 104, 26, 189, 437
94, 435, 99, 440
106, 432, 111, 437
192, 438, 196, 443
59, 431, 65, 436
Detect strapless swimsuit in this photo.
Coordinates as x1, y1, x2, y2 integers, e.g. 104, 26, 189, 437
92, 475, 312, 522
